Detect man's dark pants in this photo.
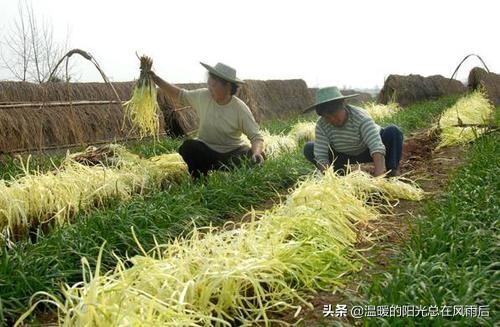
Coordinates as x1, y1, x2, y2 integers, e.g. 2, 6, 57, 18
303, 124, 403, 175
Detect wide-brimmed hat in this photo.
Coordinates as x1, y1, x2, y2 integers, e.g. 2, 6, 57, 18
200, 62, 245, 84
303, 86, 358, 113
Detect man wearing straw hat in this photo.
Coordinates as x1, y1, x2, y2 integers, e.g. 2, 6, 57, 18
303, 87, 403, 177
149, 62, 265, 179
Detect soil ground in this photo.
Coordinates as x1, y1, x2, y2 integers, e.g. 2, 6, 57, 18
280, 130, 467, 326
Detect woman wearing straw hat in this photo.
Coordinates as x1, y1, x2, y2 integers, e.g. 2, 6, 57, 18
303, 87, 403, 177
149, 62, 265, 179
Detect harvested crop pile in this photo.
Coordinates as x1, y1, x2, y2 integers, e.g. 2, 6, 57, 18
16, 169, 423, 326
1, 121, 320, 240
0, 145, 186, 240
241, 121, 316, 158
362, 101, 401, 120
436, 90, 494, 149
289, 121, 316, 143
261, 131, 297, 158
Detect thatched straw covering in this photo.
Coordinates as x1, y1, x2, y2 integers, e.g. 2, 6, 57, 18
161, 80, 313, 135
0, 103, 142, 153
308, 88, 317, 102
0, 82, 166, 154
236, 79, 313, 122
378, 74, 466, 106
468, 67, 500, 105
0, 81, 134, 103
341, 89, 373, 106
1, 78, 313, 151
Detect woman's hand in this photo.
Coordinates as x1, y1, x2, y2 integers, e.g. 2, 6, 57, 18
250, 139, 265, 164
147, 71, 159, 85
146, 71, 181, 100
251, 152, 264, 164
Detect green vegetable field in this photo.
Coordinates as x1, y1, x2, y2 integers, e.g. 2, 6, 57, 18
0, 91, 496, 326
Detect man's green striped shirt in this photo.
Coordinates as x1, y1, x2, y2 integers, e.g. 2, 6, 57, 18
314, 105, 386, 166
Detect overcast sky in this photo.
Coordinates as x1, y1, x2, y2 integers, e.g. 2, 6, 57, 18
0, 0, 498, 89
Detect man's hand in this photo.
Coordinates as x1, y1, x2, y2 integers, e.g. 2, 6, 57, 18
313, 161, 329, 174
372, 152, 386, 177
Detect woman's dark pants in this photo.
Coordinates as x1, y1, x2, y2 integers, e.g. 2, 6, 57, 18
178, 139, 252, 179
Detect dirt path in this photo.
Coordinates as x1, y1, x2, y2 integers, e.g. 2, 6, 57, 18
279, 130, 467, 326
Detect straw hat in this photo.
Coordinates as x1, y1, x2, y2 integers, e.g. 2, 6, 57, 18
200, 62, 245, 84
303, 86, 358, 113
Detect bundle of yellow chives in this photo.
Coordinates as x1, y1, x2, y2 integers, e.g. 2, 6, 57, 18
436, 90, 494, 149
241, 129, 297, 158
340, 169, 425, 201
288, 121, 316, 143
2, 123, 319, 240
261, 130, 297, 158
362, 101, 401, 120
123, 55, 161, 139
0, 146, 187, 239
16, 169, 424, 326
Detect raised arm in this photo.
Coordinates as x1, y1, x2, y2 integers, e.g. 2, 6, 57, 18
149, 71, 181, 101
